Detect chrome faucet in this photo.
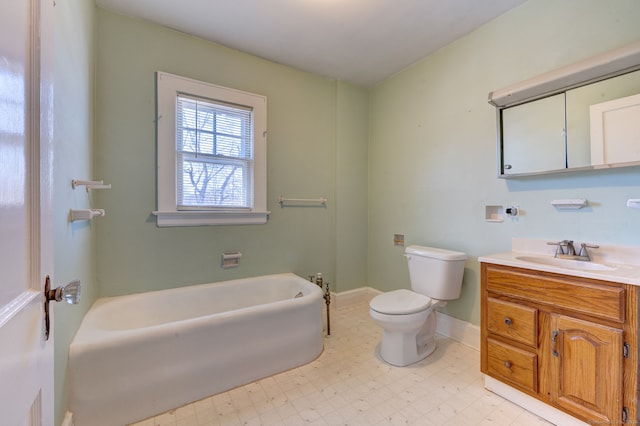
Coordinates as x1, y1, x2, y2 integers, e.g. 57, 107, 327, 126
563, 240, 577, 256
547, 240, 599, 261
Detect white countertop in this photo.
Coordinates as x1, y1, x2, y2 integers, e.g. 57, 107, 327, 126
479, 238, 640, 286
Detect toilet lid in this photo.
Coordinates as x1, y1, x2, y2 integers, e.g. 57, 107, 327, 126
370, 289, 432, 315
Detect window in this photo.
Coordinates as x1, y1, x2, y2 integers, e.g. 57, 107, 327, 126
176, 95, 253, 209
154, 72, 268, 226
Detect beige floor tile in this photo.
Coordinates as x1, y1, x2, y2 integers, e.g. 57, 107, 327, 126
129, 302, 553, 426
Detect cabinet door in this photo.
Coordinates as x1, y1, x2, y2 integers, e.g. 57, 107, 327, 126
550, 314, 623, 424
501, 93, 566, 174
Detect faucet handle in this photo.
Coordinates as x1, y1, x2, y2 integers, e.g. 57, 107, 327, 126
547, 240, 576, 256
581, 243, 599, 249
547, 241, 566, 256
578, 243, 599, 259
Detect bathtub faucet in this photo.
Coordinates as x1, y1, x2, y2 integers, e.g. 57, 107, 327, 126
310, 273, 331, 336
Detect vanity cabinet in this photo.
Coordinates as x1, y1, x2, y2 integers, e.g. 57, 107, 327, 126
481, 263, 638, 424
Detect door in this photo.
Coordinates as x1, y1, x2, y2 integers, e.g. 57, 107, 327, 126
590, 92, 640, 165
0, 0, 54, 424
550, 314, 623, 424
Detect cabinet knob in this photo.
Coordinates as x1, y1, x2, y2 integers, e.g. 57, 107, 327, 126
504, 317, 512, 326
504, 360, 512, 369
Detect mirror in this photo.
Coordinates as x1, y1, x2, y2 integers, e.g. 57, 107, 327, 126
567, 71, 640, 167
502, 93, 566, 174
498, 69, 640, 177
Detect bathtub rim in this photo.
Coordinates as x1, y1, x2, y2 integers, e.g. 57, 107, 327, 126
71, 272, 322, 346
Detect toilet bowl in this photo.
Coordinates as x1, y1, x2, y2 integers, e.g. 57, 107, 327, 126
369, 245, 467, 367
370, 289, 440, 366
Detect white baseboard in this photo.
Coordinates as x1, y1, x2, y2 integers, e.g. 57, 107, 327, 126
333, 286, 379, 308
61, 411, 74, 426
485, 376, 588, 426
334, 287, 480, 351
435, 311, 480, 351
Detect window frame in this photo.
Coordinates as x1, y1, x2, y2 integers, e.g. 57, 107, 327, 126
154, 72, 268, 226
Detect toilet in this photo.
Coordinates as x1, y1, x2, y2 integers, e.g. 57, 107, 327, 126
369, 245, 467, 366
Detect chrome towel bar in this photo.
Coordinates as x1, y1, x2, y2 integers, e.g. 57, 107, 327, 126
278, 195, 327, 206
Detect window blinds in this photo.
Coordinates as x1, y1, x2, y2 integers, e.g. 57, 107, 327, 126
176, 94, 254, 209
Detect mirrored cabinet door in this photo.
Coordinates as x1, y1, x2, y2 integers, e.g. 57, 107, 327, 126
566, 70, 640, 168
502, 93, 566, 175
490, 41, 640, 178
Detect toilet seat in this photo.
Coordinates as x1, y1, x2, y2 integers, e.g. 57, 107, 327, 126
370, 289, 432, 315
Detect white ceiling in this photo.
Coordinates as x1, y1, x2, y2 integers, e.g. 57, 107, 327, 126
95, 0, 527, 87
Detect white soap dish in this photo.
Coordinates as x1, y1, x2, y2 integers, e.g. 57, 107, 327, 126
627, 199, 640, 209
550, 199, 587, 209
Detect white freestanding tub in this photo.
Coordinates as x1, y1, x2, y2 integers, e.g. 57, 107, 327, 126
68, 273, 324, 426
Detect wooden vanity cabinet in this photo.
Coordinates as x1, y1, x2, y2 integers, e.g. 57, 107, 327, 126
481, 263, 639, 424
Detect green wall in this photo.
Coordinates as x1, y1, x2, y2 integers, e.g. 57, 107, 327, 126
52, 0, 97, 424
94, 10, 369, 297
54, 0, 640, 421
336, 81, 369, 290
368, 0, 640, 326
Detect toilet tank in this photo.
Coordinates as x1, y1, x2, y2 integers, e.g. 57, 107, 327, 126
405, 245, 467, 300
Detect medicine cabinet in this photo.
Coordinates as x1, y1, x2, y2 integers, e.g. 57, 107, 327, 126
489, 41, 640, 178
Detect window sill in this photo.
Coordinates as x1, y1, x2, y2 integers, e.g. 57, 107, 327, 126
152, 210, 270, 227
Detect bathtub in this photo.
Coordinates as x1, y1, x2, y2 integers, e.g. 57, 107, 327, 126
68, 273, 324, 426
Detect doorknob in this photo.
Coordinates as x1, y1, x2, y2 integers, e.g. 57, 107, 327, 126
43, 276, 81, 340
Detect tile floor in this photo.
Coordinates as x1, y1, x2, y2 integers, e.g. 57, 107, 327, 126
130, 302, 552, 426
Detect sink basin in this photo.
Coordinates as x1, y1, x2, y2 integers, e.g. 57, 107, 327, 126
515, 255, 617, 272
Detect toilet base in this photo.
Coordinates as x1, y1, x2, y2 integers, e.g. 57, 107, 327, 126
379, 310, 437, 367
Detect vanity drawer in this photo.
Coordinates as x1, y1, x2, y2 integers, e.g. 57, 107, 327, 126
487, 338, 537, 393
485, 264, 625, 323
487, 298, 537, 346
